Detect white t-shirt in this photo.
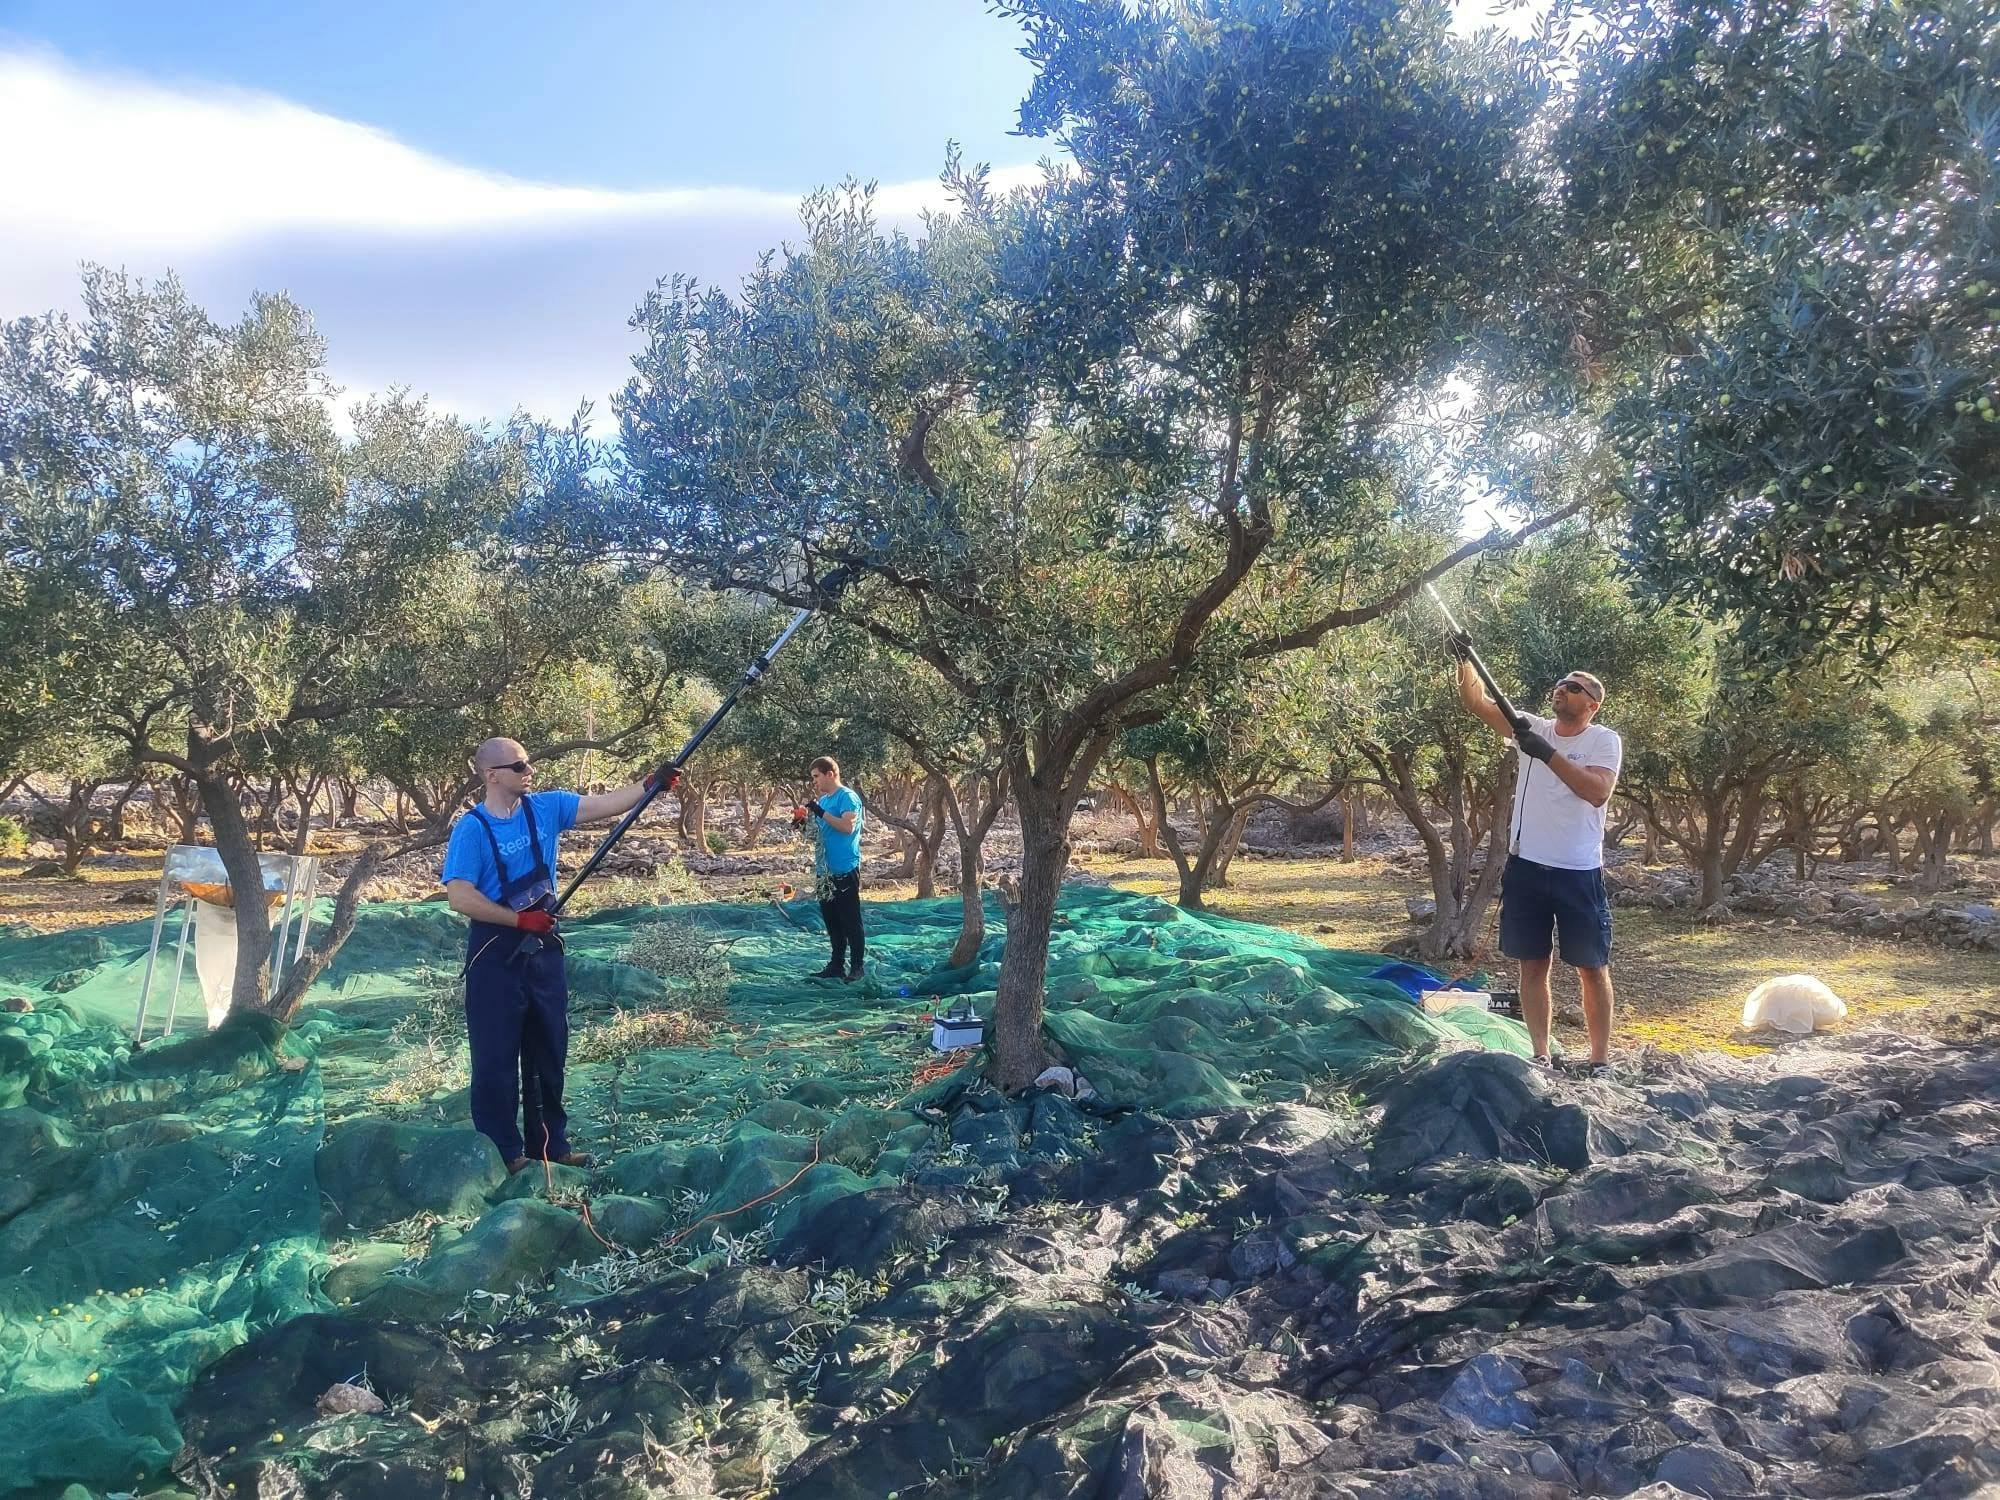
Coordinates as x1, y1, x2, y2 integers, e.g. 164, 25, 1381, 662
1507, 714, 1622, 870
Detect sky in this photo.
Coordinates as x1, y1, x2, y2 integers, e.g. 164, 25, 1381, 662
0, 1, 1528, 432
0, 1, 1044, 426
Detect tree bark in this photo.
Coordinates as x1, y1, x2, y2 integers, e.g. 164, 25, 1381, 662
1698, 847, 1725, 910
252, 778, 285, 853
201, 761, 279, 1017
1142, 756, 1207, 909
941, 772, 1007, 969
1209, 805, 1252, 888
1102, 780, 1161, 857
678, 777, 709, 851
288, 773, 324, 857
1422, 763, 1514, 962
914, 780, 949, 899
265, 828, 450, 1024
166, 774, 204, 844
1875, 804, 1904, 868
993, 779, 1071, 1090
948, 842, 986, 967
872, 771, 924, 876
52, 778, 105, 874
105, 779, 140, 843
1360, 745, 1511, 963
865, 775, 947, 893
742, 785, 779, 848
1913, 812, 1959, 892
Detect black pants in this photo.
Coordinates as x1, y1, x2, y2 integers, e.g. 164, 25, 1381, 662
464, 929, 570, 1162
819, 869, 865, 970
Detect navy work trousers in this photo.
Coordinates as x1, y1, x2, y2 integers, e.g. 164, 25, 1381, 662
464, 933, 571, 1162
819, 869, 865, 971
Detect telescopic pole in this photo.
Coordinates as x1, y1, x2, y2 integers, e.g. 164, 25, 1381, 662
1424, 582, 1528, 733
548, 570, 854, 919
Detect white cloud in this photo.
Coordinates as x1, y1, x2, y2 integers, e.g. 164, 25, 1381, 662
0, 48, 1034, 256
0, 47, 1042, 424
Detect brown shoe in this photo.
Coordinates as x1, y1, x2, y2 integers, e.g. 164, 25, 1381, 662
505, 1156, 533, 1174
551, 1150, 594, 1169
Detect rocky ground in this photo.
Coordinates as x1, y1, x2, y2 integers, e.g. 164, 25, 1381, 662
1600, 860, 2000, 952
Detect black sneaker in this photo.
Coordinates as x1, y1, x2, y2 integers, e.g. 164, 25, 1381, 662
843, 965, 865, 984
811, 962, 844, 980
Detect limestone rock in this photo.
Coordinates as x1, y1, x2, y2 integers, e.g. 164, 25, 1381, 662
314, 1381, 386, 1417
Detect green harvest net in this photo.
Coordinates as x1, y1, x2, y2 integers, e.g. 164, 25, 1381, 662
0, 885, 1523, 1497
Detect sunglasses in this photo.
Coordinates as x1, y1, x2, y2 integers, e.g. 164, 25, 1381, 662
1553, 680, 1600, 702
483, 759, 532, 775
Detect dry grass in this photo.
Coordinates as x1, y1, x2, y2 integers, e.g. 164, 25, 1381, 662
9, 835, 1994, 1057
571, 1006, 713, 1065
0, 849, 172, 933
0, 827, 390, 934
1079, 850, 2000, 1054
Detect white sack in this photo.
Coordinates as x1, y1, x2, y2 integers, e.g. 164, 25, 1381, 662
1741, 973, 1847, 1035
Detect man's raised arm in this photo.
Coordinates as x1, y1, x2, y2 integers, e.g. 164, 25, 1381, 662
577, 764, 680, 823
1456, 655, 1515, 740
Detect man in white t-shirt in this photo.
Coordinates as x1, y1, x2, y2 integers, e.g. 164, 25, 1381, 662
1454, 651, 1623, 1074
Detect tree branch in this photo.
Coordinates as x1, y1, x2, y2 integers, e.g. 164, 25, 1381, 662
1241, 496, 1591, 660
266, 825, 451, 1024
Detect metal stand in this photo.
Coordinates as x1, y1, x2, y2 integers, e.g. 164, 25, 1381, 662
133, 847, 321, 1044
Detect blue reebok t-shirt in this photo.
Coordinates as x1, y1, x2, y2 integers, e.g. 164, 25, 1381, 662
814, 785, 864, 877
439, 790, 582, 902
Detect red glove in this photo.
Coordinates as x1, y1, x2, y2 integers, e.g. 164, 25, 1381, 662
644, 763, 682, 794
516, 908, 558, 935
791, 805, 810, 827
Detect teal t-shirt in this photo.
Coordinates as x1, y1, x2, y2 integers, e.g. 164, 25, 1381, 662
813, 785, 863, 877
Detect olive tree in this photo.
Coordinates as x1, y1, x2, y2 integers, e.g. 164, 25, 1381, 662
1117, 646, 1338, 910
1617, 639, 1858, 909
621, 0, 1582, 1086
1555, 0, 2000, 663
0, 270, 636, 1023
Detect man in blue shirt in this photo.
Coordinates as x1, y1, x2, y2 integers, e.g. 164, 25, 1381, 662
792, 755, 866, 982
440, 736, 676, 1172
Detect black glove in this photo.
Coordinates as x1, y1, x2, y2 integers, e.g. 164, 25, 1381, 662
1446, 628, 1474, 664
808, 799, 826, 820
1514, 723, 1556, 763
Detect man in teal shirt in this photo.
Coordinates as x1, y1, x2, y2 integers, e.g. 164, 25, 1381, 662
793, 755, 865, 981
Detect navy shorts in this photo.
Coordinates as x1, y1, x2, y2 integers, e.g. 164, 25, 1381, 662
1499, 855, 1612, 968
